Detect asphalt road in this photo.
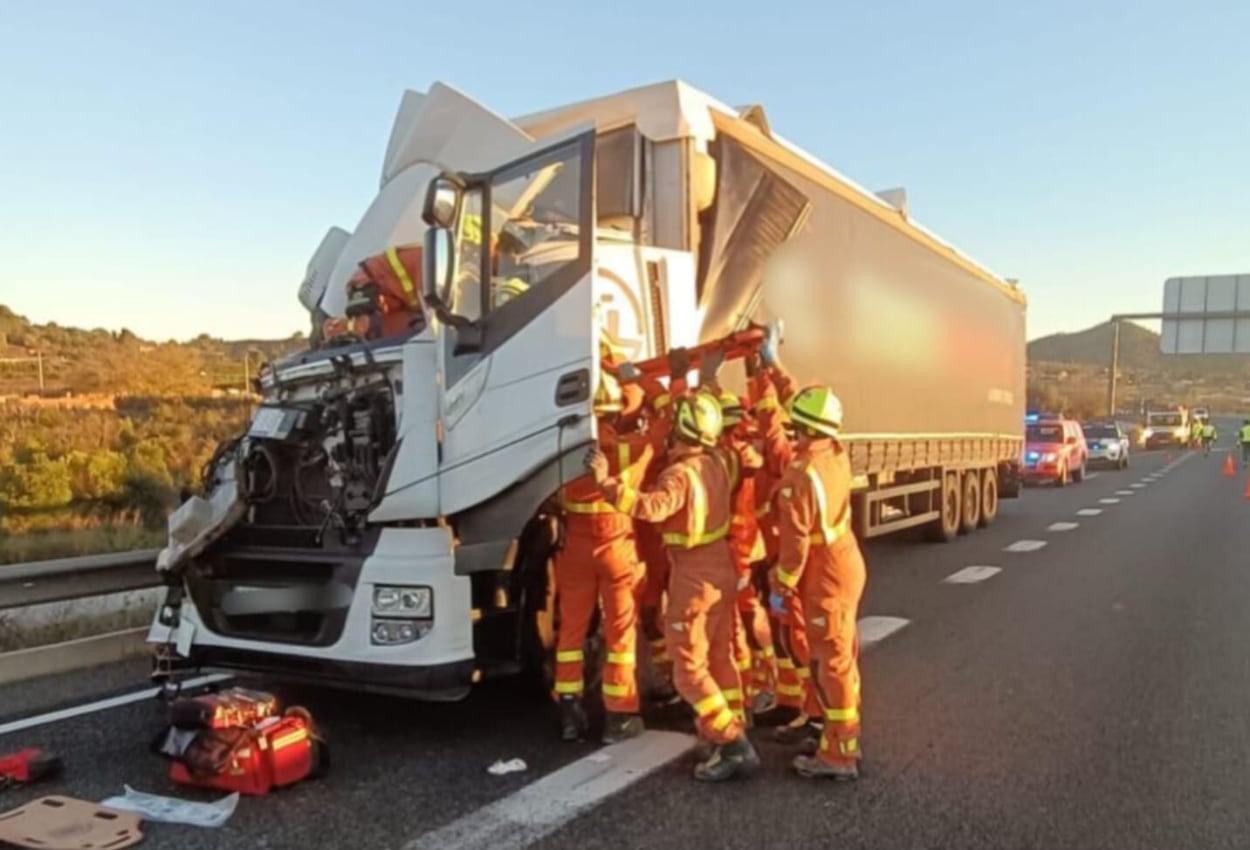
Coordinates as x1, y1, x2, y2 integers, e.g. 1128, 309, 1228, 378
3, 430, 1249, 850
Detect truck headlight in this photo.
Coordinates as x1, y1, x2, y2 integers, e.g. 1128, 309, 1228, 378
372, 585, 432, 618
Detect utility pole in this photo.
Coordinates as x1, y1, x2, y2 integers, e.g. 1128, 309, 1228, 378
1106, 320, 1120, 416
36, 350, 44, 392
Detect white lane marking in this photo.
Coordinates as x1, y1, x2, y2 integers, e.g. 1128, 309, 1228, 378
1084, 472, 1101, 480
1076, 508, 1103, 516
1116, 490, 1135, 496
1005, 540, 1047, 553
1048, 522, 1079, 532
0, 673, 231, 738
1130, 483, 1146, 489
1100, 498, 1121, 504
858, 616, 910, 648
404, 731, 693, 850
943, 566, 1001, 584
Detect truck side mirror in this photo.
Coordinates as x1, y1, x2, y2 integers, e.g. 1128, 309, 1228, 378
423, 175, 464, 229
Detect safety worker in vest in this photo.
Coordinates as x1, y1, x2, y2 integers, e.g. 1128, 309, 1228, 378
714, 387, 777, 721
770, 384, 866, 781
1239, 419, 1250, 468
588, 373, 760, 782
1200, 419, 1218, 456
750, 340, 821, 742
1190, 418, 1204, 450
553, 371, 657, 744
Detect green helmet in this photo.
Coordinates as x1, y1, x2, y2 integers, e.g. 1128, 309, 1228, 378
674, 391, 724, 447
787, 386, 843, 439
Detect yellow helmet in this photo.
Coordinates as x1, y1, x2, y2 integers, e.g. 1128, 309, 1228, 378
718, 389, 745, 427
674, 391, 724, 447
493, 277, 529, 306
594, 371, 625, 415
787, 386, 843, 439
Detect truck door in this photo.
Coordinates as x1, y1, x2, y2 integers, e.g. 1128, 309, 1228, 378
436, 131, 600, 516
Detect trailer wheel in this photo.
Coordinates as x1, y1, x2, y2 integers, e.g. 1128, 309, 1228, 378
959, 471, 981, 534
979, 469, 999, 527
926, 472, 961, 543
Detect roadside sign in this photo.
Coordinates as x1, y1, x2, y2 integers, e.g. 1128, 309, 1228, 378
1160, 274, 1250, 354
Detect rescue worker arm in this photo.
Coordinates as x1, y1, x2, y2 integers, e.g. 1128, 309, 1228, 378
752, 377, 794, 476
610, 464, 690, 523
773, 470, 814, 595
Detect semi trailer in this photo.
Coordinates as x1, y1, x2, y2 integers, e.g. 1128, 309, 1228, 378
150, 81, 1027, 698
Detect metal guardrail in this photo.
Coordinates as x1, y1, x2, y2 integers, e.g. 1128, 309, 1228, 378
0, 549, 162, 610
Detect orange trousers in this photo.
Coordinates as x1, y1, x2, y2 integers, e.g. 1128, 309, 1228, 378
736, 568, 777, 699
664, 540, 744, 744
803, 538, 867, 766
638, 525, 672, 679
774, 595, 817, 715
554, 524, 641, 713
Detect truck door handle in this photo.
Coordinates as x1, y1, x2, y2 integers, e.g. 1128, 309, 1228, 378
555, 369, 591, 407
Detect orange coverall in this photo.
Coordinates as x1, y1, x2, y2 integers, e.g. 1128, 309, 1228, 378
751, 366, 817, 715
554, 421, 658, 713
774, 439, 866, 766
605, 446, 744, 744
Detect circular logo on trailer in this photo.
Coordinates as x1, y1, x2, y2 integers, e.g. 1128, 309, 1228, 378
596, 269, 646, 361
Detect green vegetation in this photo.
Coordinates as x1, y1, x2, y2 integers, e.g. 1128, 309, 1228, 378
0, 305, 304, 564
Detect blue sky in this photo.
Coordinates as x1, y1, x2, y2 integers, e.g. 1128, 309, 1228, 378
1, 0, 1246, 342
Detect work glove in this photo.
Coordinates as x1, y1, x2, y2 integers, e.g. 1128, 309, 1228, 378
760, 320, 784, 367
698, 346, 726, 388
617, 361, 642, 382
667, 346, 692, 379
584, 447, 610, 486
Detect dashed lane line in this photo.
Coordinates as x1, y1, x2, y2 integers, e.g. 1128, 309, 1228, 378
1077, 508, 1103, 516
1115, 490, 1136, 496
1047, 522, 1079, 532
0, 673, 231, 738
1130, 483, 1146, 488
404, 731, 694, 850
1004, 540, 1047, 553
858, 616, 910, 647
943, 566, 1002, 584
1100, 498, 1121, 504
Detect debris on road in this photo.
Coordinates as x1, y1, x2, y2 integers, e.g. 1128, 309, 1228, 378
0, 796, 143, 849
486, 758, 528, 776
99, 785, 238, 828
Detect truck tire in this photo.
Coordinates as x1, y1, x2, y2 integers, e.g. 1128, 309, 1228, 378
520, 556, 558, 697
959, 470, 981, 534
926, 472, 961, 543
978, 469, 999, 527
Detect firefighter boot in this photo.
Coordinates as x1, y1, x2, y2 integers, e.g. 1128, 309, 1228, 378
602, 713, 645, 744
693, 736, 760, 782
793, 753, 859, 781
559, 696, 589, 742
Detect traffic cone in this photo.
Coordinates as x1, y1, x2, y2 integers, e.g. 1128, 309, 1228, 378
1223, 454, 1236, 478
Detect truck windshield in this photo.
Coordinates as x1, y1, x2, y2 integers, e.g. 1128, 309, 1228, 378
1027, 424, 1063, 442
1148, 414, 1182, 427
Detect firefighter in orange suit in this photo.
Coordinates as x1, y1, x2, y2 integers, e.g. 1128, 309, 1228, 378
553, 371, 656, 744
717, 389, 777, 717
771, 384, 866, 781
751, 357, 820, 741
588, 382, 760, 782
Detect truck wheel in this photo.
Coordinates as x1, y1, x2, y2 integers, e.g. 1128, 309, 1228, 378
520, 555, 558, 698
959, 470, 981, 534
926, 472, 961, 543
979, 469, 999, 527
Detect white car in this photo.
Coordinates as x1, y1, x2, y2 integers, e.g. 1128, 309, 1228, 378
1082, 421, 1130, 469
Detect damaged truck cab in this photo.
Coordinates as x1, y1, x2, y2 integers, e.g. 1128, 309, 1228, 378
151, 81, 1026, 699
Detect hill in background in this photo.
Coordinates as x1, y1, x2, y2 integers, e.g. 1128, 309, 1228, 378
1028, 320, 1250, 378
0, 305, 304, 397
